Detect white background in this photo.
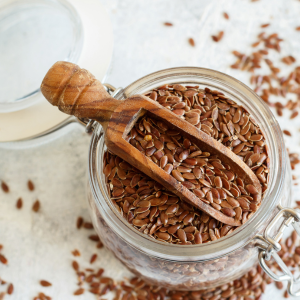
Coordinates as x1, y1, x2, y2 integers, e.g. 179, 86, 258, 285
1, 0, 300, 299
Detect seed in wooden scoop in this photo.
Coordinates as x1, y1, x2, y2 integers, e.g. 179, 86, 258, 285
246, 184, 259, 194
214, 176, 222, 188
221, 207, 236, 217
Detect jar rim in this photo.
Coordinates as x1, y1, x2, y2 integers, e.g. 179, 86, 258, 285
88, 67, 286, 261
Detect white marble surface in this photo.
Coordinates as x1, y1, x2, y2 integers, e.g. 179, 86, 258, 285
1, 0, 300, 299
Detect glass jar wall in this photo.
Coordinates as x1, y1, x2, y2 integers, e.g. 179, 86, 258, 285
87, 67, 291, 290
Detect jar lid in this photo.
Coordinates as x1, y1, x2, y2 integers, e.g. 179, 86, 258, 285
0, 0, 113, 142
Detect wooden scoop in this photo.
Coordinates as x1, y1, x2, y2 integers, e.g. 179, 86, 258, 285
41, 61, 262, 226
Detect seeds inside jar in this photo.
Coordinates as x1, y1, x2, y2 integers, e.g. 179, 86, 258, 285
103, 84, 269, 244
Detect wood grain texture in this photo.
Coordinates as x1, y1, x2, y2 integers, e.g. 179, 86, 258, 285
41, 61, 263, 226
41, 61, 121, 130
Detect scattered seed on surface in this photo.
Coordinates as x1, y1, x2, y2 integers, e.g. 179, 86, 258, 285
284, 290, 289, 298
37, 292, 51, 300
72, 249, 81, 257
28, 180, 35, 191
0, 254, 8, 264
291, 111, 298, 119
1, 181, 9, 193
283, 130, 292, 136
32, 200, 40, 212
89, 235, 100, 242
40, 280, 52, 287
90, 254, 97, 264
7, 284, 13, 295
188, 38, 195, 47
276, 281, 283, 289
282, 55, 296, 65
16, 198, 23, 209
164, 22, 173, 26
96, 241, 103, 249
76, 217, 83, 229
74, 288, 84, 295
83, 222, 93, 229
212, 31, 224, 42
72, 260, 79, 271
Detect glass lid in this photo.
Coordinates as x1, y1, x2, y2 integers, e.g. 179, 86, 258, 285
0, 0, 83, 113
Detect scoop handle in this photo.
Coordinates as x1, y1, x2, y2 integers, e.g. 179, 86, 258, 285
40, 61, 121, 130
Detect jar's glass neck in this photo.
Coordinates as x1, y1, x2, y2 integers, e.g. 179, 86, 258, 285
89, 67, 286, 261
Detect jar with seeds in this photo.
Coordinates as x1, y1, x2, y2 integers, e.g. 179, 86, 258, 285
86, 67, 300, 295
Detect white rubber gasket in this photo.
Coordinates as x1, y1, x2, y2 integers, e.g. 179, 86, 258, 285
0, 0, 113, 142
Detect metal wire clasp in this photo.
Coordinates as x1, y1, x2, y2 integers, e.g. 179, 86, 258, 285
77, 83, 124, 133
257, 206, 300, 296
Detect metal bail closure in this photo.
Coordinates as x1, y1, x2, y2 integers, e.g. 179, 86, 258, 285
77, 84, 124, 133
256, 205, 300, 297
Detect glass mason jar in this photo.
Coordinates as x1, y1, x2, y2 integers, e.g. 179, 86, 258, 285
86, 67, 300, 295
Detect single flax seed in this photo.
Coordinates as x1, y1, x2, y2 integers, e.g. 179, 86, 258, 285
40, 280, 52, 287
7, 284, 14, 295
28, 180, 35, 191
223, 12, 229, 19
90, 254, 97, 264
16, 198, 23, 209
1, 181, 9, 193
32, 200, 40, 212
188, 38, 195, 47
76, 216, 83, 229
